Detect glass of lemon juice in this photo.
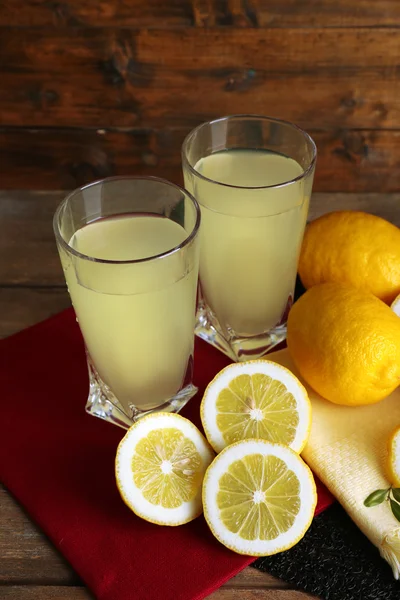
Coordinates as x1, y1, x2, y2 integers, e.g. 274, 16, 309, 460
182, 115, 316, 361
54, 177, 201, 428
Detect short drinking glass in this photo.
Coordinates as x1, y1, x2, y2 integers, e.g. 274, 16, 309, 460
182, 115, 316, 361
54, 176, 201, 429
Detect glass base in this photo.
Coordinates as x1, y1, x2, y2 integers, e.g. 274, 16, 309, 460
85, 357, 198, 430
195, 302, 287, 362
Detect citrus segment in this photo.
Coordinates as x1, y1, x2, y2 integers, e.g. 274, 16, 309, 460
203, 440, 316, 555
201, 360, 311, 454
116, 413, 214, 525
132, 429, 202, 507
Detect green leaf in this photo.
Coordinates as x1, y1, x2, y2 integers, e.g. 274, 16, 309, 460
364, 489, 390, 507
390, 499, 400, 523
392, 488, 400, 503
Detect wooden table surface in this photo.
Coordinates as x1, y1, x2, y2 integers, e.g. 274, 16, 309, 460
1, 190, 399, 600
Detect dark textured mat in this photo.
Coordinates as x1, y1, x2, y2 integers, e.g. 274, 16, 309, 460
254, 504, 400, 600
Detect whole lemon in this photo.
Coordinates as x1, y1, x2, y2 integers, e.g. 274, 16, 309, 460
287, 282, 400, 406
298, 211, 400, 304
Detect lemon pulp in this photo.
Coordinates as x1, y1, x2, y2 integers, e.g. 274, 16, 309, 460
216, 374, 299, 447
132, 428, 202, 508
217, 453, 300, 541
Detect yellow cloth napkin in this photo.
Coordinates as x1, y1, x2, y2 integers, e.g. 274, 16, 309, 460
268, 348, 400, 579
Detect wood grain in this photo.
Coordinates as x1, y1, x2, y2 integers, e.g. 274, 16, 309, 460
0, 587, 93, 599
0, 288, 70, 339
0, 585, 315, 600
225, 569, 287, 589
0, 191, 64, 286
0, 0, 399, 27
0, 485, 79, 585
307, 192, 400, 224
0, 128, 180, 191
0, 28, 399, 130
1, 128, 400, 192
0, 586, 315, 599
0, 587, 316, 600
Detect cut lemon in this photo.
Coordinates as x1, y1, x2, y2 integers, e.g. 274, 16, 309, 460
115, 413, 214, 526
391, 294, 400, 317
387, 425, 400, 487
201, 360, 311, 454
203, 439, 317, 556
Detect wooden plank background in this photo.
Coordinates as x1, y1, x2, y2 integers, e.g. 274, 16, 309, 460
1, 0, 400, 28
0, 0, 399, 190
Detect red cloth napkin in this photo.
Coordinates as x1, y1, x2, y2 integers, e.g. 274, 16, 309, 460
0, 309, 333, 600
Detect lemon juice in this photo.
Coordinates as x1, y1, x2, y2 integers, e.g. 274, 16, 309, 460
185, 149, 309, 338
62, 215, 198, 413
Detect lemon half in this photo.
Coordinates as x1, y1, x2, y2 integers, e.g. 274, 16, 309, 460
387, 425, 400, 487
203, 439, 317, 556
116, 413, 214, 526
201, 360, 311, 454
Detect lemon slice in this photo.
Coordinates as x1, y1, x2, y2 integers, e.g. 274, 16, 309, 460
203, 439, 316, 555
391, 294, 400, 317
115, 413, 214, 526
387, 425, 400, 487
201, 360, 311, 454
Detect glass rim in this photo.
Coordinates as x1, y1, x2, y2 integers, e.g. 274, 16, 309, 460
181, 114, 317, 190
53, 175, 201, 265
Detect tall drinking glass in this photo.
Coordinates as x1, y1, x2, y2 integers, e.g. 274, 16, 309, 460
54, 177, 201, 429
182, 115, 316, 361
